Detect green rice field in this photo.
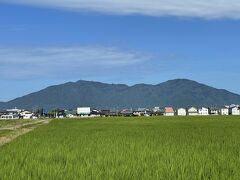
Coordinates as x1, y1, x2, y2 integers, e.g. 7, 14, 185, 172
0, 116, 240, 179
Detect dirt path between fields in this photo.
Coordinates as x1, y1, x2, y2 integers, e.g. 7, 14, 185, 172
0, 119, 51, 146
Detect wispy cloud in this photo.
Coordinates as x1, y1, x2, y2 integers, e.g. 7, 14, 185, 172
0, 46, 152, 79
2, 0, 240, 19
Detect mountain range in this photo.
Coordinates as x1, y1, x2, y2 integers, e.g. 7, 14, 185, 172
0, 79, 240, 111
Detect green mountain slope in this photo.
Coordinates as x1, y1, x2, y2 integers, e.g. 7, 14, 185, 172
1, 79, 240, 110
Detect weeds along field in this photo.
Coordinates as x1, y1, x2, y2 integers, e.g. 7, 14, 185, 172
0, 119, 32, 128
0, 116, 240, 179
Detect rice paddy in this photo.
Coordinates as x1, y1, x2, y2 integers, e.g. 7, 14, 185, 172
0, 116, 240, 179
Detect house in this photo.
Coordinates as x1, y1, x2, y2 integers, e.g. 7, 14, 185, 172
109, 111, 118, 116
133, 108, 152, 116
1, 109, 20, 120
6, 108, 21, 116
152, 107, 160, 113
0, 111, 6, 116
100, 110, 111, 117
177, 108, 187, 116
1, 114, 19, 120
152, 108, 164, 116
188, 107, 198, 116
198, 107, 209, 116
19, 110, 33, 119
133, 108, 146, 116
90, 109, 101, 117
230, 106, 240, 115
209, 107, 219, 115
55, 109, 66, 118
100, 110, 118, 117
164, 107, 174, 116
65, 110, 77, 118
220, 107, 229, 115
133, 110, 144, 116
120, 109, 133, 117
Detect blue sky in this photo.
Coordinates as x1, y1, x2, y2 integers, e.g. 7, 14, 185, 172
0, 1, 240, 101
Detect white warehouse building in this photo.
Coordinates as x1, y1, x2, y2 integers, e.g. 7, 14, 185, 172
77, 107, 91, 116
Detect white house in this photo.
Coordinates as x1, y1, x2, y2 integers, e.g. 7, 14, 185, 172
220, 107, 229, 115
230, 107, 240, 115
20, 111, 33, 119
209, 108, 219, 115
152, 107, 160, 113
198, 107, 209, 116
188, 107, 198, 116
164, 107, 174, 116
177, 108, 187, 116
6, 108, 22, 114
0, 114, 18, 120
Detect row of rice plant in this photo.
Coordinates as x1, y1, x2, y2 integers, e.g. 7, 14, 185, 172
0, 116, 240, 179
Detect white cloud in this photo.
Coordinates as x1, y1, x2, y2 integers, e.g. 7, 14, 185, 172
0, 46, 152, 79
2, 0, 240, 19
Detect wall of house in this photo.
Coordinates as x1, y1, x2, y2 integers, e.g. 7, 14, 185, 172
199, 108, 209, 115
221, 109, 229, 115
164, 112, 174, 116
177, 109, 186, 116
232, 108, 240, 115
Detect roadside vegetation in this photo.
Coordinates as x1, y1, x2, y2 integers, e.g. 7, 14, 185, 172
0, 116, 240, 179
0, 119, 32, 128
0, 119, 50, 146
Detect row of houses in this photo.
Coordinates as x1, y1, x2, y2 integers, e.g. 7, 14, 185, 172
1, 105, 240, 120
164, 105, 240, 116
66, 105, 240, 118
0, 108, 43, 120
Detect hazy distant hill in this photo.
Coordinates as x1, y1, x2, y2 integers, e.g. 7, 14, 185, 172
1, 79, 240, 110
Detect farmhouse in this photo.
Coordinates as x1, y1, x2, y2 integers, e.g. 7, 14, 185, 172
177, 108, 187, 116
209, 107, 219, 115
120, 109, 133, 117
108, 111, 118, 117
152, 107, 160, 113
65, 110, 77, 118
188, 107, 198, 116
90, 109, 101, 117
133, 110, 144, 116
0, 111, 6, 116
100, 110, 111, 117
0, 109, 20, 120
220, 107, 229, 115
164, 107, 174, 116
230, 106, 240, 115
0, 114, 18, 120
198, 107, 209, 116
19, 110, 33, 119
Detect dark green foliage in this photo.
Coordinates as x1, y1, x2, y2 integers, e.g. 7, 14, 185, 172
1, 79, 240, 110
1, 116, 240, 179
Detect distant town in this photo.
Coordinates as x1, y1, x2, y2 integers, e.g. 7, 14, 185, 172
0, 105, 240, 120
